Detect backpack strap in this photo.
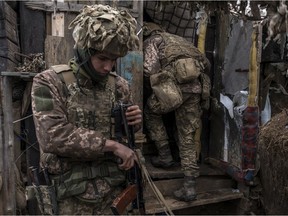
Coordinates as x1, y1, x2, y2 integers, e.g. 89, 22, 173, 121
51, 64, 76, 86
108, 71, 117, 97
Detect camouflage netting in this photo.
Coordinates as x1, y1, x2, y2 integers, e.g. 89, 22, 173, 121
68, 4, 139, 56
258, 110, 288, 214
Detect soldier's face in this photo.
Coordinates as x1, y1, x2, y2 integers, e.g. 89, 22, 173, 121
91, 52, 117, 76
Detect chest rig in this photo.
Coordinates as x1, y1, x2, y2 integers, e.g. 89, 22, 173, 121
52, 64, 116, 137
48, 65, 126, 201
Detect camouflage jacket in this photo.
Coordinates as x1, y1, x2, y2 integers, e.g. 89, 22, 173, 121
31, 65, 132, 173
143, 33, 203, 94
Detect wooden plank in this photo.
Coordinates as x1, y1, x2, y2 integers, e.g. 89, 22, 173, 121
0, 19, 18, 44
0, 38, 20, 58
144, 175, 233, 198
0, 1, 17, 26
145, 155, 225, 179
19, 2, 45, 55
44, 12, 75, 66
45, 12, 76, 67
0, 38, 20, 65
145, 188, 243, 214
25, 1, 136, 12
0, 78, 3, 215
24, 1, 139, 18
13, 101, 22, 171
24, 2, 84, 13
0, 37, 20, 72
1, 76, 16, 214
44, 35, 74, 68
208, 12, 230, 161
0, 57, 17, 72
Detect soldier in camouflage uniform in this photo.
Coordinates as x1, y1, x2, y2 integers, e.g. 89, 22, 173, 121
31, 4, 141, 214
143, 22, 211, 202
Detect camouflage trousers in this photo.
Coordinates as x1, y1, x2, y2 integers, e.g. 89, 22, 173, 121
145, 93, 202, 177
58, 187, 123, 215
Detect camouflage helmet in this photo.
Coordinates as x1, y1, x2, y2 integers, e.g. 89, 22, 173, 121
69, 4, 140, 57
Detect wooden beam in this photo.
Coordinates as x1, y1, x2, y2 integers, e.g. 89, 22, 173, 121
19, 1, 45, 55
24, 1, 139, 17
1, 76, 16, 214
25, 2, 84, 13
0, 78, 3, 215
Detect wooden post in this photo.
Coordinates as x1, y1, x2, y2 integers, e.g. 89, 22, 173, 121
0, 76, 16, 214
0, 77, 3, 215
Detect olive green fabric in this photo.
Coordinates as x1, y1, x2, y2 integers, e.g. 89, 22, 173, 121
34, 86, 54, 112
53, 162, 125, 202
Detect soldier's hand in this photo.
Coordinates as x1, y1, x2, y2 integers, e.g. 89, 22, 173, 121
125, 105, 142, 126
114, 144, 137, 170
103, 140, 137, 170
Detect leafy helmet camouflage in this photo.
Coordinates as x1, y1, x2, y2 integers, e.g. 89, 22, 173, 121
69, 4, 140, 57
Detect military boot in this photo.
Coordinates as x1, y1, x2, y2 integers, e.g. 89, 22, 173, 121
151, 145, 174, 168
174, 176, 197, 201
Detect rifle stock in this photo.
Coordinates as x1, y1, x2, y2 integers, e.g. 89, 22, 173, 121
110, 184, 137, 215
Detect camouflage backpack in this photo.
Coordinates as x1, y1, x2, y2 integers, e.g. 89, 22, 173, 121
159, 32, 210, 84
147, 30, 211, 113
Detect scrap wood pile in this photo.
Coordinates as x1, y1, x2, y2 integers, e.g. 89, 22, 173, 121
258, 109, 288, 214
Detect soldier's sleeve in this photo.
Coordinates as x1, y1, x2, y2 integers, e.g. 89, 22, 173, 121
31, 70, 106, 159
143, 35, 163, 78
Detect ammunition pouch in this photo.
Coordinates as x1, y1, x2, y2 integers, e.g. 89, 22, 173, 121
173, 58, 202, 83
148, 69, 183, 114
52, 161, 125, 203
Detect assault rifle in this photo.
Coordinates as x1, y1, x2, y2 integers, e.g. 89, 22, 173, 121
110, 102, 145, 215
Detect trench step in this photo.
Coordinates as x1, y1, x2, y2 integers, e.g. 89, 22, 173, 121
144, 188, 244, 214
144, 156, 226, 179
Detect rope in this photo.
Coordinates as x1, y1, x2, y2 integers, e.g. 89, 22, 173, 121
135, 149, 174, 215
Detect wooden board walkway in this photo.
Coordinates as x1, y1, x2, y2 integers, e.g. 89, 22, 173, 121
143, 156, 244, 214
145, 188, 243, 214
